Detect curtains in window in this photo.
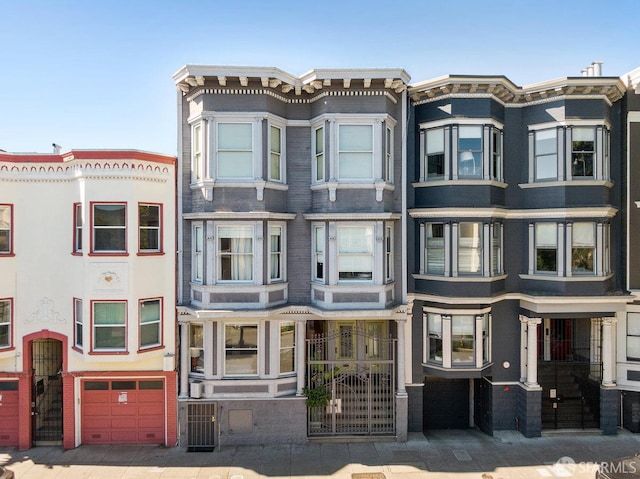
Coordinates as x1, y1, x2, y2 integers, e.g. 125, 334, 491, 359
337, 226, 373, 279
219, 226, 253, 281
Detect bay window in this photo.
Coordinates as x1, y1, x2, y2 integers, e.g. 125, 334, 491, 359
189, 324, 204, 373
420, 221, 503, 278
534, 129, 558, 181
385, 126, 393, 182
313, 224, 325, 282
269, 124, 284, 182
424, 312, 490, 368
92, 301, 126, 351
337, 225, 374, 280
224, 323, 258, 375
192, 223, 203, 283
457, 126, 482, 178
0, 299, 11, 348
192, 123, 203, 182
314, 126, 325, 183
269, 225, 283, 281
139, 204, 161, 253
338, 124, 373, 180
92, 203, 126, 253
571, 222, 595, 274
425, 128, 445, 180
217, 122, 253, 179
571, 127, 595, 178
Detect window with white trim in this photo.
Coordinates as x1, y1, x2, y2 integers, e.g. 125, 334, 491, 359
139, 298, 161, 349
192, 223, 203, 283
627, 313, 640, 361
385, 225, 393, 282
192, 123, 203, 182
92, 203, 126, 253
92, 301, 126, 351
338, 124, 373, 180
420, 221, 503, 277
217, 122, 253, 179
279, 321, 295, 374
217, 225, 254, 282
73, 203, 82, 253
530, 221, 610, 277
314, 126, 324, 183
385, 126, 393, 182
337, 225, 374, 281
224, 323, 258, 375
269, 225, 283, 281
419, 123, 503, 182
269, 124, 283, 182
0, 299, 11, 348
424, 312, 490, 368
189, 323, 204, 373
530, 125, 611, 182
313, 224, 325, 282
74, 298, 83, 349
139, 204, 161, 253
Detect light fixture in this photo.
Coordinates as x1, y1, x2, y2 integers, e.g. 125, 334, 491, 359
502, 360, 510, 369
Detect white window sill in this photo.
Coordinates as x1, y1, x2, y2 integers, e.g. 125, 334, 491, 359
190, 179, 288, 201
519, 180, 613, 189
519, 273, 614, 282
413, 274, 507, 282
413, 179, 507, 188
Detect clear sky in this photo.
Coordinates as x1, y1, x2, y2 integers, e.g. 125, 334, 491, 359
1, 0, 638, 156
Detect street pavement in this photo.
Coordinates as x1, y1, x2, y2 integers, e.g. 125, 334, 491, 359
2, 429, 640, 479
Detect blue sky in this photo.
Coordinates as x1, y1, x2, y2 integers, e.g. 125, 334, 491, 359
1, 0, 638, 156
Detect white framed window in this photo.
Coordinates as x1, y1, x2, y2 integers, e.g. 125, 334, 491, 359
279, 321, 295, 374
457, 126, 482, 178
424, 312, 490, 368
0, 299, 11, 348
189, 323, 204, 373
139, 204, 161, 253
74, 298, 83, 349
314, 126, 325, 183
224, 323, 258, 375
571, 222, 595, 274
337, 224, 374, 281
0, 205, 10, 254
385, 126, 393, 182
192, 223, 203, 283
534, 129, 558, 181
338, 124, 374, 180
92, 203, 126, 253
313, 224, 325, 282
628, 313, 640, 361
571, 127, 595, 178
73, 203, 82, 253
385, 224, 393, 282
491, 128, 502, 181
425, 127, 445, 180
92, 301, 126, 351
535, 223, 557, 273
216, 122, 253, 179
192, 123, 203, 182
269, 124, 283, 182
269, 224, 283, 282
217, 225, 254, 282
425, 223, 445, 275
458, 222, 482, 275
139, 298, 161, 350
491, 223, 503, 276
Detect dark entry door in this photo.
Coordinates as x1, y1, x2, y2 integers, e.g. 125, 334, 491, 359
423, 377, 469, 429
32, 339, 63, 445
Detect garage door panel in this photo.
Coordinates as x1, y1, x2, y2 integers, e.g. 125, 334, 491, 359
0, 388, 19, 447
82, 379, 165, 445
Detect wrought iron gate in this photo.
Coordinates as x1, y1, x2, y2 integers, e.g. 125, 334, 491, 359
187, 402, 217, 451
32, 339, 63, 445
306, 327, 396, 436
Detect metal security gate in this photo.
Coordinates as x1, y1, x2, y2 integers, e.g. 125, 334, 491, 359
32, 339, 63, 445
306, 326, 396, 436
187, 402, 217, 451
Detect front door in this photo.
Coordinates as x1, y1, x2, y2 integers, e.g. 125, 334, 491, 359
32, 339, 63, 445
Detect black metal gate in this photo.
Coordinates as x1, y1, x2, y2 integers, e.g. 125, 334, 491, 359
306, 327, 396, 436
31, 339, 63, 445
187, 402, 217, 451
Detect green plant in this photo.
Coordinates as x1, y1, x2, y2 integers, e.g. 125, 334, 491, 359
303, 386, 331, 408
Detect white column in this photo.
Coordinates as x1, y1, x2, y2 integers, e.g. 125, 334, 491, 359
396, 317, 407, 396
519, 315, 528, 383
526, 318, 542, 387
442, 315, 452, 368
296, 318, 307, 396
602, 317, 617, 386
179, 321, 190, 398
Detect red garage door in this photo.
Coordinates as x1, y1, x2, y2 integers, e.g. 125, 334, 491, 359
0, 381, 19, 447
82, 379, 165, 445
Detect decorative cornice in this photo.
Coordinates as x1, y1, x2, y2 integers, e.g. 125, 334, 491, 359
409, 76, 625, 107
408, 206, 617, 219
303, 212, 402, 221
182, 212, 296, 221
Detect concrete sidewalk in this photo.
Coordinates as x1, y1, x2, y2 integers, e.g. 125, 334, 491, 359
2, 429, 640, 479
